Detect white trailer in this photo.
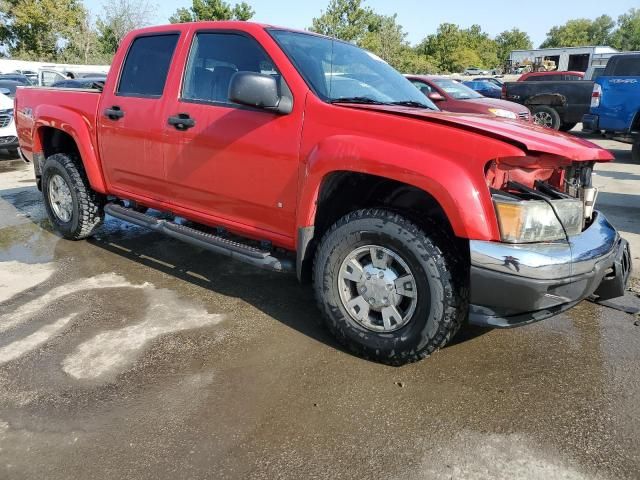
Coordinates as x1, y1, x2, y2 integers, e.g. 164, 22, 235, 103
509, 46, 618, 72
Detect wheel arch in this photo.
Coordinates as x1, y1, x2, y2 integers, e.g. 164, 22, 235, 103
33, 106, 107, 193
296, 169, 479, 282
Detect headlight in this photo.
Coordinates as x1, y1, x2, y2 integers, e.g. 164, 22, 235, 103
488, 108, 517, 119
494, 198, 584, 243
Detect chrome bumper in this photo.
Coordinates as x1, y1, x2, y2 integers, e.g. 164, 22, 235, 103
468, 212, 631, 328
470, 211, 618, 281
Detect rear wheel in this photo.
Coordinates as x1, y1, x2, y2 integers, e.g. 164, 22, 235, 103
42, 153, 104, 240
633, 137, 640, 164
313, 209, 468, 365
532, 106, 561, 130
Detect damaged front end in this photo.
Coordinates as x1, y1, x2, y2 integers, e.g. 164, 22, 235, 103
485, 156, 599, 243
468, 155, 632, 328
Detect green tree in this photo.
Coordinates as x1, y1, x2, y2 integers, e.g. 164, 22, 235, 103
611, 8, 640, 50
169, 0, 255, 23
540, 15, 615, 48
495, 28, 532, 63
310, 0, 377, 43
417, 23, 499, 73
1, 0, 86, 61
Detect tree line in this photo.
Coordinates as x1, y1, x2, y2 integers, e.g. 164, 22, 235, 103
0, 0, 638, 72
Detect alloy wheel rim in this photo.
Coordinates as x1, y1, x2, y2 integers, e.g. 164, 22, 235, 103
48, 174, 73, 223
338, 245, 418, 332
534, 111, 554, 128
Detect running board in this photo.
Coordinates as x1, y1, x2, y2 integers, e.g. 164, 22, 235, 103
104, 203, 294, 273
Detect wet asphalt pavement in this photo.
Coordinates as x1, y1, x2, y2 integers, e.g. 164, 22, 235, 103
1, 139, 639, 479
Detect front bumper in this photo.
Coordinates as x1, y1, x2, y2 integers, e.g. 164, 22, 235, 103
469, 212, 632, 328
0, 135, 18, 148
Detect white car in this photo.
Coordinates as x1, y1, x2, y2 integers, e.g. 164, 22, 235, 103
463, 66, 489, 76
0, 91, 18, 156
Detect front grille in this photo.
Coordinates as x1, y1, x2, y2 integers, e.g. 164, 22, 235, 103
0, 114, 12, 128
518, 112, 530, 121
0, 136, 17, 144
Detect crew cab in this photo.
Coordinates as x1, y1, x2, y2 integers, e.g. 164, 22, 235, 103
582, 54, 640, 163
15, 22, 632, 365
502, 79, 594, 131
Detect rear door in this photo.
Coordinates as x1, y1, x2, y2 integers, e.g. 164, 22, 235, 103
161, 29, 303, 240
98, 33, 180, 201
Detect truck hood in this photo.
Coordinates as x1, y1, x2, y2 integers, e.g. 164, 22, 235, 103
346, 105, 613, 162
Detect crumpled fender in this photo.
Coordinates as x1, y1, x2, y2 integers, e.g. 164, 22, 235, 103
296, 135, 521, 241
32, 104, 107, 193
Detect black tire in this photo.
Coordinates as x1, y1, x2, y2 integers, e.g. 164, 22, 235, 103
313, 209, 468, 365
633, 138, 640, 164
532, 105, 561, 130
41, 153, 104, 240
559, 122, 577, 132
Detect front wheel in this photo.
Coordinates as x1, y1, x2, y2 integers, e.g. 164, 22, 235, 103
41, 153, 104, 240
313, 209, 468, 365
532, 106, 561, 130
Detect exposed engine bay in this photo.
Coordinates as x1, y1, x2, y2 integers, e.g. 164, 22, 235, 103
486, 156, 599, 243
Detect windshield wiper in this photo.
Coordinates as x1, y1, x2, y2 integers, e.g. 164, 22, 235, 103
330, 96, 387, 105
388, 100, 435, 109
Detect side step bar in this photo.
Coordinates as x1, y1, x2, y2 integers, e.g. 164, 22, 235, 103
104, 203, 294, 273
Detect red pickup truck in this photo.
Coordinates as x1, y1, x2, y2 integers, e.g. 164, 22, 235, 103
15, 22, 632, 365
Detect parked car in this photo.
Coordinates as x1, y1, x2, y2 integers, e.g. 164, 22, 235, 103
518, 71, 584, 82
463, 66, 489, 76
12, 69, 38, 84
15, 22, 631, 365
462, 80, 502, 98
502, 79, 593, 130
0, 80, 22, 98
0, 92, 18, 155
0, 73, 32, 85
51, 77, 106, 89
407, 75, 530, 120
473, 77, 504, 87
583, 53, 640, 162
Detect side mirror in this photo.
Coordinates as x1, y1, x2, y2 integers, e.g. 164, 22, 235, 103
228, 72, 293, 114
0, 88, 10, 96
427, 92, 445, 102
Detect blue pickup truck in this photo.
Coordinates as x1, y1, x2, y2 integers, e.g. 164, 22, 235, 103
582, 53, 640, 163
583, 53, 640, 163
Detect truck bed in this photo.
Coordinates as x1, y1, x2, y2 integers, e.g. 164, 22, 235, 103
15, 87, 102, 162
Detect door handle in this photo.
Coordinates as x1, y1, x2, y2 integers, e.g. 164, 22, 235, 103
104, 106, 124, 120
168, 113, 195, 130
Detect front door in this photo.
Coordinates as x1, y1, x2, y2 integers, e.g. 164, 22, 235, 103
162, 31, 303, 240
98, 33, 180, 201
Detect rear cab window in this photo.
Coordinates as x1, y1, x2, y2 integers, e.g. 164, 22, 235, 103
604, 55, 640, 77
118, 34, 180, 97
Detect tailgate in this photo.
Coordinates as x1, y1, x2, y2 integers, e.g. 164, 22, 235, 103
597, 77, 640, 132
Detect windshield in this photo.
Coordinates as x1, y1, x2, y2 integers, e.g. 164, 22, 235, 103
270, 30, 437, 110
432, 79, 483, 100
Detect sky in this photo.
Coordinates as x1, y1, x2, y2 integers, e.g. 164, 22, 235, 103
84, 0, 638, 48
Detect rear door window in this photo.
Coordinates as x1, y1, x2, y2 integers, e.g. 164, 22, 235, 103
118, 34, 179, 97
